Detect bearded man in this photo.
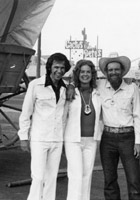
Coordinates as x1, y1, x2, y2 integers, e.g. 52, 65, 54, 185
98, 55, 140, 200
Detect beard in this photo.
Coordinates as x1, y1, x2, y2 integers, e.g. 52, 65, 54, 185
107, 75, 122, 90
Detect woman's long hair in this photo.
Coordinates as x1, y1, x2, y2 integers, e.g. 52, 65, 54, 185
73, 59, 97, 90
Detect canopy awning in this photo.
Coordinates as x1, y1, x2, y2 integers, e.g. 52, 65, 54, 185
0, 0, 56, 48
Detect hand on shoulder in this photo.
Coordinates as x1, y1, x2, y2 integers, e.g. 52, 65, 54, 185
66, 84, 75, 101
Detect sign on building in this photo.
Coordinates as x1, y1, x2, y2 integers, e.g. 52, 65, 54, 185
84, 48, 102, 58
65, 40, 89, 49
65, 38, 102, 60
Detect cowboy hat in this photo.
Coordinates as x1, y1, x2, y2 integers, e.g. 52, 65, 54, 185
99, 54, 131, 76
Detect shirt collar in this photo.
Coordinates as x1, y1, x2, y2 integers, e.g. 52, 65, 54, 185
105, 79, 127, 90
35, 75, 46, 85
44, 74, 66, 88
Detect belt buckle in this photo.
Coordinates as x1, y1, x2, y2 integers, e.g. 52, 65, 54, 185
113, 127, 119, 134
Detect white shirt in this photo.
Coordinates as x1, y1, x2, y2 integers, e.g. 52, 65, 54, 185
97, 79, 140, 143
64, 88, 102, 142
18, 75, 66, 142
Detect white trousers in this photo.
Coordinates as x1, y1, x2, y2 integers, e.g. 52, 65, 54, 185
27, 141, 62, 200
65, 137, 97, 200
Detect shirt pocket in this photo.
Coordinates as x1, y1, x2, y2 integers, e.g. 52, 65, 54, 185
117, 97, 132, 113
37, 94, 56, 107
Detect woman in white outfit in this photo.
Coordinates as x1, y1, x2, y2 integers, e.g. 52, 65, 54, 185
64, 59, 102, 200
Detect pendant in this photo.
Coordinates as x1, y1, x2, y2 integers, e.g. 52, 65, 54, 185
84, 105, 91, 115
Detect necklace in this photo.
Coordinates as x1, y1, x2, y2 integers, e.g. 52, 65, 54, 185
80, 92, 92, 115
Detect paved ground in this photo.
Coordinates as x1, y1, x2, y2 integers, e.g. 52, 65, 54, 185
0, 144, 128, 200
0, 95, 129, 200
0, 124, 128, 200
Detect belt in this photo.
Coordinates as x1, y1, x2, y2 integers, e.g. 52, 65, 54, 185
104, 125, 134, 134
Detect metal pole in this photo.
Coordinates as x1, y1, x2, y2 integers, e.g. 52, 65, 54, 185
69, 35, 72, 62
82, 28, 87, 59
36, 33, 41, 78
96, 35, 99, 70
83, 35, 85, 59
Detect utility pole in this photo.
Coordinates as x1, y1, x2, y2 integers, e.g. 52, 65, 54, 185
96, 35, 99, 70
69, 35, 72, 62
82, 28, 87, 59
36, 33, 41, 78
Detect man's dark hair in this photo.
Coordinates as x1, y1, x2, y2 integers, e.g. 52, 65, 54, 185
46, 53, 71, 75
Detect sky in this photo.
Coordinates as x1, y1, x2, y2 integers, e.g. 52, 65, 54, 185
34, 0, 140, 68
